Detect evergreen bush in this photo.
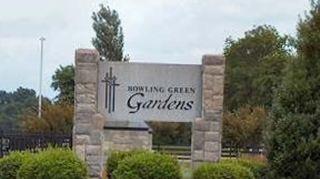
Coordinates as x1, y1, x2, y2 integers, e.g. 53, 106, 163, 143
193, 163, 254, 179
18, 148, 87, 179
221, 159, 268, 178
113, 152, 181, 179
106, 150, 146, 178
266, 2, 320, 178
0, 151, 32, 179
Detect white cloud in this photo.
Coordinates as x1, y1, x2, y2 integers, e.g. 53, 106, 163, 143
0, 0, 309, 98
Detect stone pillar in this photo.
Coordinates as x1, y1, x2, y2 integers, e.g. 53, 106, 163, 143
192, 55, 225, 167
74, 49, 105, 179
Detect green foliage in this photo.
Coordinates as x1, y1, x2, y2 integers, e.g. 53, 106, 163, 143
266, 2, 320, 178
92, 4, 124, 61
148, 122, 192, 146
224, 25, 290, 111
106, 150, 146, 177
0, 87, 49, 128
0, 152, 32, 179
113, 152, 181, 179
223, 106, 267, 151
18, 148, 87, 179
297, 0, 320, 60
21, 104, 73, 134
193, 163, 254, 179
221, 159, 268, 178
51, 65, 74, 104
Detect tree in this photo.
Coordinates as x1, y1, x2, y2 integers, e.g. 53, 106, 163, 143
224, 25, 290, 111
51, 65, 74, 104
0, 87, 42, 129
223, 106, 267, 155
21, 104, 73, 134
92, 4, 124, 61
266, 2, 320, 178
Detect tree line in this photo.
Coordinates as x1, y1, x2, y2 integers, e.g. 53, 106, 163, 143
223, 2, 320, 177
1, 2, 320, 177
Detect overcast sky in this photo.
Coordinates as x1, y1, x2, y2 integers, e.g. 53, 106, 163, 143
0, 0, 309, 99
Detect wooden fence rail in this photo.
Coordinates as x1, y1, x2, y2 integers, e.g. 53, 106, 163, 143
153, 143, 264, 160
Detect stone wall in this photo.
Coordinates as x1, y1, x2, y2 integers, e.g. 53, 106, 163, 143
74, 49, 105, 179
74, 49, 225, 176
103, 129, 152, 152
191, 55, 225, 167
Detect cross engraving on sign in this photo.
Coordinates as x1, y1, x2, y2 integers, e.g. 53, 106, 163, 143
102, 67, 120, 113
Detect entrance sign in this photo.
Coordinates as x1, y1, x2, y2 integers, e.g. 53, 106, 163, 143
98, 62, 202, 122
73, 49, 225, 178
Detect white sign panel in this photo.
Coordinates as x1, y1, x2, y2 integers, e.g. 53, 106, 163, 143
98, 61, 202, 122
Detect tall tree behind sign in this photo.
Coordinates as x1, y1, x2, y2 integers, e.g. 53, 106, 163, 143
51, 65, 74, 105
92, 4, 124, 61
223, 25, 290, 111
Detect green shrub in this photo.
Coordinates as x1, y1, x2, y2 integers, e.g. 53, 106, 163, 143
193, 163, 254, 179
113, 152, 181, 179
18, 147, 87, 179
221, 159, 268, 178
106, 150, 146, 177
0, 151, 32, 179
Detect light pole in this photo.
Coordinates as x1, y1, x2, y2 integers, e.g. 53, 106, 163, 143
38, 37, 45, 118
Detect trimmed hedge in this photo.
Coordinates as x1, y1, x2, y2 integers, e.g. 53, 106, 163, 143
0, 151, 32, 179
193, 163, 254, 179
106, 150, 146, 177
18, 148, 87, 179
221, 159, 268, 178
113, 152, 182, 179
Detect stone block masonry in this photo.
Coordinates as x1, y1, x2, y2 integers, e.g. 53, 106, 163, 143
74, 49, 225, 177
103, 121, 152, 153
103, 129, 152, 152
191, 55, 225, 168
74, 49, 105, 179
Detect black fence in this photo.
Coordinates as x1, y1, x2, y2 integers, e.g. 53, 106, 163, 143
0, 130, 72, 158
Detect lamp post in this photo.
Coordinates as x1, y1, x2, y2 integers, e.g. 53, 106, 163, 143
38, 37, 45, 118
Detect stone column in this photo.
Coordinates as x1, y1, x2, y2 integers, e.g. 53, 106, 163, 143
74, 49, 105, 179
192, 55, 225, 167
